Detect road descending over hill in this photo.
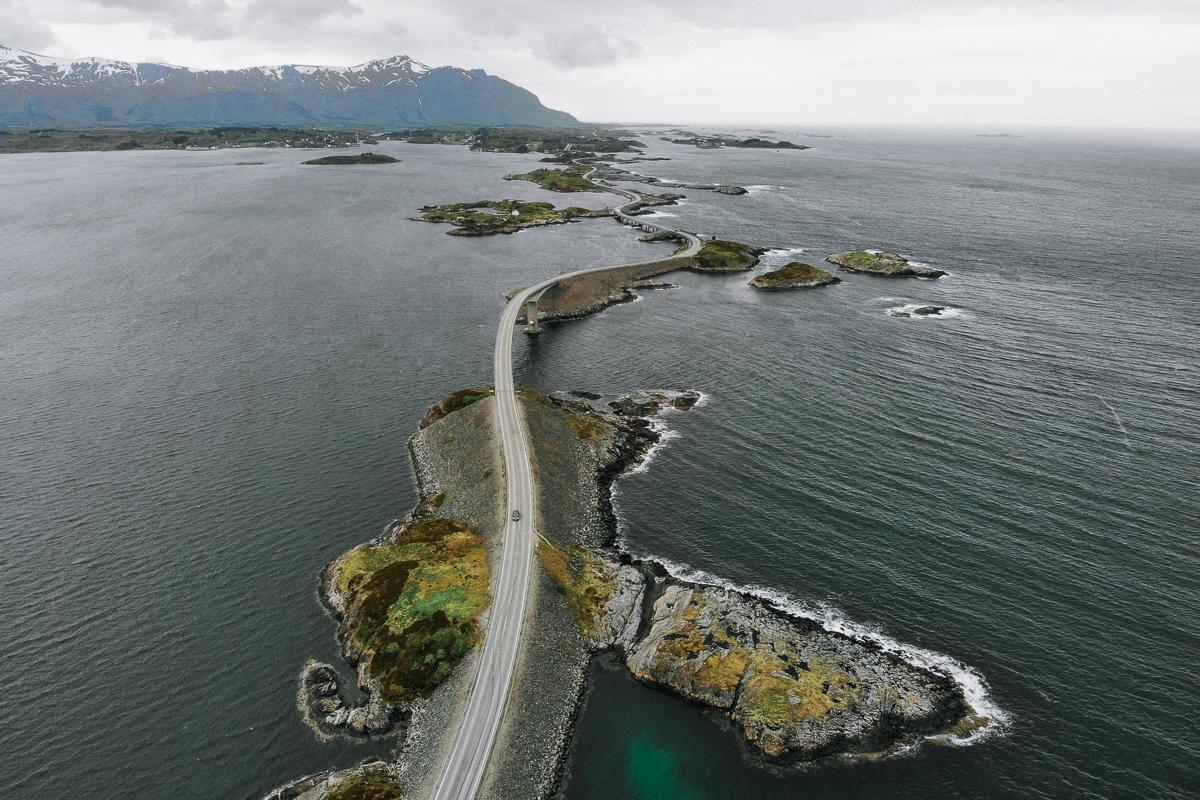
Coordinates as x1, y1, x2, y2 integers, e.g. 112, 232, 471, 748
429, 170, 702, 800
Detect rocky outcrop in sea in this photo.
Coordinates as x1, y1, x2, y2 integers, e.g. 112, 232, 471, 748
827, 251, 947, 278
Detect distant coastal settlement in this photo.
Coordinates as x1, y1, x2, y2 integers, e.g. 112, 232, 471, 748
259, 125, 995, 800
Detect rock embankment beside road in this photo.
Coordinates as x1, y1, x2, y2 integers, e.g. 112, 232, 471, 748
522, 391, 983, 767
266, 395, 506, 800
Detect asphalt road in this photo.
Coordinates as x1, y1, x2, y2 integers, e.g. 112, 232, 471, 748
428, 171, 702, 800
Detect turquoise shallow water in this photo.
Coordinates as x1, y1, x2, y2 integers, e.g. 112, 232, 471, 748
1, 130, 1197, 799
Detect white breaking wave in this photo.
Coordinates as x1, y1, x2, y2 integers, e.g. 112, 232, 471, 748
612, 390, 706, 480
886, 303, 968, 320
763, 246, 808, 259
1093, 393, 1133, 451
627, 417, 680, 476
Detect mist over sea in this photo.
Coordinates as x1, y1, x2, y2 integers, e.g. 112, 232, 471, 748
1, 129, 1196, 799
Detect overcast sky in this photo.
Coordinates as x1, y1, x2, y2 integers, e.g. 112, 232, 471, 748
4, 0, 1200, 130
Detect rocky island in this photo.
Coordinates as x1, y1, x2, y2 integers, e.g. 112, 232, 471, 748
504, 168, 602, 192
416, 199, 611, 235
303, 152, 399, 165
665, 133, 810, 150
691, 239, 766, 272
750, 262, 841, 290
827, 251, 947, 278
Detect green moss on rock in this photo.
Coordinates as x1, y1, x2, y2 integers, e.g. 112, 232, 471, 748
334, 517, 489, 704
536, 540, 615, 635
420, 387, 494, 428
323, 771, 402, 800
690, 239, 764, 272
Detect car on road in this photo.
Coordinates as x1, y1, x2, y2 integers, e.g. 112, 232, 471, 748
511, 510, 521, 522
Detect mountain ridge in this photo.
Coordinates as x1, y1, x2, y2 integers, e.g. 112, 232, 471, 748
0, 44, 577, 128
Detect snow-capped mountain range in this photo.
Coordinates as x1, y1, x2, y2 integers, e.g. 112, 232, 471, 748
0, 44, 577, 127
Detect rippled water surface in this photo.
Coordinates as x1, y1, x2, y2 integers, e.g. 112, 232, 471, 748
1, 130, 1197, 799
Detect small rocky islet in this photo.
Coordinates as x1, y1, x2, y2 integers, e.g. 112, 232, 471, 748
827, 250, 947, 278
691, 239, 766, 272
302, 152, 399, 165
750, 261, 840, 290
891, 305, 949, 318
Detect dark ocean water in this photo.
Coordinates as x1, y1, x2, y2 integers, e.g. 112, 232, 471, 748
1, 130, 1197, 799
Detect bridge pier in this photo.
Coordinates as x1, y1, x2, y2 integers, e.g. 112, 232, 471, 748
523, 298, 542, 334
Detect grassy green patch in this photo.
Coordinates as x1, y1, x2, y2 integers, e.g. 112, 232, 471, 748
420, 387, 494, 428
739, 652, 861, 726
839, 251, 886, 267
750, 262, 837, 288
516, 386, 556, 406
336, 517, 488, 703
507, 168, 600, 192
536, 540, 614, 634
568, 414, 602, 439
323, 771, 402, 800
691, 239, 762, 272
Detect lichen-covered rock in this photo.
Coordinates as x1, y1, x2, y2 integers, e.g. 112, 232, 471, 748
626, 585, 967, 759
826, 251, 946, 278
590, 560, 646, 650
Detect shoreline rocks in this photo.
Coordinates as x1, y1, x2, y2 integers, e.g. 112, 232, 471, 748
299, 661, 405, 739
527, 392, 978, 765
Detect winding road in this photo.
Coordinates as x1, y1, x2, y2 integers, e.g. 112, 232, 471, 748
428, 170, 702, 800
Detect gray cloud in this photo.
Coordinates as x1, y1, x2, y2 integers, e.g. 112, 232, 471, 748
540, 26, 640, 70
245, 0, 363, 25
1, 1, 60, 50
8, 0, 1200, 129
